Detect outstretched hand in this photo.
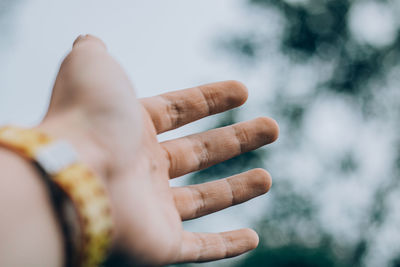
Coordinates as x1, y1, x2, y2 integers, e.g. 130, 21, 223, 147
39, 35, 279, 266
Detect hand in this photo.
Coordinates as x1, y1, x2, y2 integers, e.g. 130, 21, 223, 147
39, 35, 279, 266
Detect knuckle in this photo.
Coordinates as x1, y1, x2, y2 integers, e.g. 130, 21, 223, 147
225, 178, 237, 205
193, 139, 211, 170
191, 187, 207, 218
164, 97, 184, 128
198, 86, 217, 114
233, 125, 251, 153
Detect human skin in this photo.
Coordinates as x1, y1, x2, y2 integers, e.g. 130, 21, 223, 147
0, 35, 279, 266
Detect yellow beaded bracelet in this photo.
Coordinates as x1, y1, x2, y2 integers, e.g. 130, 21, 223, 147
0, 126, 113, 267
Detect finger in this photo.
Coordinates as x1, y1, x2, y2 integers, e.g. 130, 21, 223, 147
173, 169, 271, 220
140, 80, 248, 134
177, 229, 259, 263
162, 117, 279, 178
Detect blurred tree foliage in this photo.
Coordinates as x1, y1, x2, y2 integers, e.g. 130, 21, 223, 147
186, 0, 400, 266
240, 0, 400, 97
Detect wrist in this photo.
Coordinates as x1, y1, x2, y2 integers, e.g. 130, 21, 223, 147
37, 111, 120, 248
37, 110, 111, 182
5, 121, 117, 264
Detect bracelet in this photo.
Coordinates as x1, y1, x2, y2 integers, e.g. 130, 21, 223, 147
0, 126, 113, 267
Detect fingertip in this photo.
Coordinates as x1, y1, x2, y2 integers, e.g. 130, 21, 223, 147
225, 80, 249, 106
269, 118, 280, 142
251, 168, 272, 193
72, 34, 107, 50
72, 34, 85, 47
243, 228, 259, 250
256, 116, 280, 143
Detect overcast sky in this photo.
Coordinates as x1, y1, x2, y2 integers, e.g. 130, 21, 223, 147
0, 0, 251, 127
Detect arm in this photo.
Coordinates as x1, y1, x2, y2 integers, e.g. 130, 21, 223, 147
0, 148, 63, 267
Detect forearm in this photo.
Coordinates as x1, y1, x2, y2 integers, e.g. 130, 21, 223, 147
0, 147, 64, 267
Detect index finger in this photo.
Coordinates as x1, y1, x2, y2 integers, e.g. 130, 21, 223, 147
140, 80, 248, 134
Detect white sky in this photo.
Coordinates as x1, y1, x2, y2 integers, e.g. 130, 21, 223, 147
0, 0, 249, 127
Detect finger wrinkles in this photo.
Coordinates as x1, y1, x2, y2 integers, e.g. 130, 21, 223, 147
232, 124, 252, 154
188, 179, 234, 219
162, 96, 185, 130
195, 233, 227, 261
190, 128, 241, 172
192, 138, 212, 170
195, 234, 208, 261
197, 86, 216, 115
218, 234, 229, 259
226, 177, 242, 206
189, 186, 208, 218
163, 147, 175, 174
221, 234, 234, 258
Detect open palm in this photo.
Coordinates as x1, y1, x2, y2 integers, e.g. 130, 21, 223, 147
40, 35, 279, 266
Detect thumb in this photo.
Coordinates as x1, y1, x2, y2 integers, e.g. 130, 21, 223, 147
48, 34, 133, 114
47, 34, 112, 113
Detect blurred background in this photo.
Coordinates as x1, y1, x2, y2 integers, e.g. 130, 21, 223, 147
1, 0, 400, 266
